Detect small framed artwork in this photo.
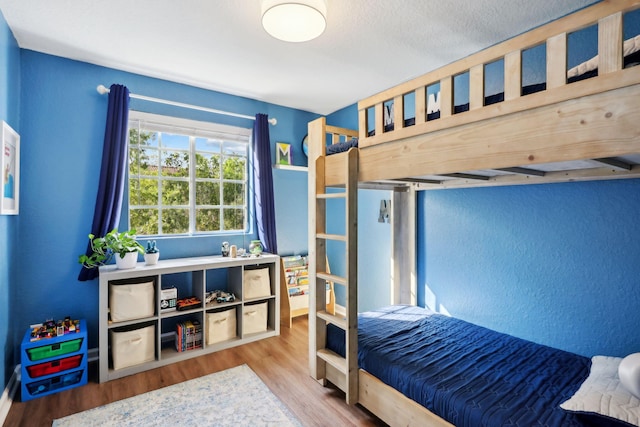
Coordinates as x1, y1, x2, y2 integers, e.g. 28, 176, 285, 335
276, 142, 292, 165
1, 120, 20, 215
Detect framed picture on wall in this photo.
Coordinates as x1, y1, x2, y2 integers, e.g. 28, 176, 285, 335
276, 142, 291, 165
1, 120, 20, 215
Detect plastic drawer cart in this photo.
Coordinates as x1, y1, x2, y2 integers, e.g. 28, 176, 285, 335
20, 319, 88, 401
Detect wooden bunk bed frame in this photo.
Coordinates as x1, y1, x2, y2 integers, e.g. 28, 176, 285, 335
308, 1, 640, 426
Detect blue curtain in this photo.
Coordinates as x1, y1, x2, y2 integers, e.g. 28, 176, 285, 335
252, 114, 278, 254
78, 84, 130, 281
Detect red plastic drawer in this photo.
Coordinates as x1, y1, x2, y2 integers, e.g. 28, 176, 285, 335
26, 354, 83, 378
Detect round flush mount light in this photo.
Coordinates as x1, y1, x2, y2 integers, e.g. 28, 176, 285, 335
261, 0, 327, 43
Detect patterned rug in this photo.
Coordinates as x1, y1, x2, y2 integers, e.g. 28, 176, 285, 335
52, 364, 302, 426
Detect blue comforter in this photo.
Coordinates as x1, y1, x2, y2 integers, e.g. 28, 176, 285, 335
326, 305, 596, 427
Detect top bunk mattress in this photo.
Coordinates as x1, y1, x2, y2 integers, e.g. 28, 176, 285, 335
326, 305, 601, 427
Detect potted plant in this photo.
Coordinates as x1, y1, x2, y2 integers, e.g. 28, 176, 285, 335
78, 228, 144, 270
144, 240, 160, 265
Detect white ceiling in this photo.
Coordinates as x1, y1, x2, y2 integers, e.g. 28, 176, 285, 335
0, 0, 600, 115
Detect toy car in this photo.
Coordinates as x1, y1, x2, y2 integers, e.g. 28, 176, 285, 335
216, 291, 235, 303
205, 290, 236, 304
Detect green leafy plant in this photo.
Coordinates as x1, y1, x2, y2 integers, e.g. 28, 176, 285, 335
145, 240, 159, 254
78, 229, 144, 269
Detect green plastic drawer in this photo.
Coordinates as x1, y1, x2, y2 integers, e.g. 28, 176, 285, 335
26, 338, 83, 361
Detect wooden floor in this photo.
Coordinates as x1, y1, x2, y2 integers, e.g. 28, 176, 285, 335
4, 317, 386, 427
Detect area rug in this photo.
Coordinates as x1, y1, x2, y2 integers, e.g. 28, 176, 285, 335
52, 364, 302, 426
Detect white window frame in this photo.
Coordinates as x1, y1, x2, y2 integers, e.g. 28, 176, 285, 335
127, 111, 253, 237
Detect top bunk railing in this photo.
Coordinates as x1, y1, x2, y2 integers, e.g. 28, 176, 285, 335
357, 1, 640, 150
308, 118, 360, 188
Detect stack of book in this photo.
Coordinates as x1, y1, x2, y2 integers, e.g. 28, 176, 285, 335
175, 319, 202, 352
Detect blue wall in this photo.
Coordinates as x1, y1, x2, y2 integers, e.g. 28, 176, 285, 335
273, 168, 308, 256
418, 180, 640, 357
0, 9, 19, 389
13, 50, 315, 362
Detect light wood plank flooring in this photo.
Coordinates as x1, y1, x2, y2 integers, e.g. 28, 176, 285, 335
4, 317, 386, 427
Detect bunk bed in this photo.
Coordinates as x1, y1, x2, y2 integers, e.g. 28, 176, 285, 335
307, 1, 640, 426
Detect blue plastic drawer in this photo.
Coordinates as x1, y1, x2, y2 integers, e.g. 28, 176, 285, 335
25, 369, 84, 397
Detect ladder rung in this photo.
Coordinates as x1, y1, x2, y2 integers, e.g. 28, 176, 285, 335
317, 272, 346, 286
317, 192, 346, 199
317, 349, 347, 374
317, 233, 347, 242
317, 310, 347, 330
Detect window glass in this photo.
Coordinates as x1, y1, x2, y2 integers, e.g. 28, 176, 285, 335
128, 111, 251, 236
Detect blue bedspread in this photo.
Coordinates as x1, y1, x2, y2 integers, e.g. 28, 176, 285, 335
326, 305, 595, 427
326, 137, 358, 155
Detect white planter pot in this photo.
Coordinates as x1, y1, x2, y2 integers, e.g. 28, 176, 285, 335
115, 251, 138, 269
144, 252, 160, 266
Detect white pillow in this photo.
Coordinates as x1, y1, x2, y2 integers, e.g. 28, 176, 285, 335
620, 353, 640, 399
560, 356, 640, 426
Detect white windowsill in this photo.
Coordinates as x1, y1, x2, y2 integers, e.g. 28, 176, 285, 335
273, 164, 308, 172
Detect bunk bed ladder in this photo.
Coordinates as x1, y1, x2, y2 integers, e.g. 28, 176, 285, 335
311, 148, 359, 405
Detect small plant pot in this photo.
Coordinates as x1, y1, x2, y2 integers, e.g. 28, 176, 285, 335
115, 251, 138, 269
144, 252, 160, 266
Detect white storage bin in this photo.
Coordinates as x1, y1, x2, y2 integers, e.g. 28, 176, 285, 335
243, 302, 268, 334
290, 294, 307, 311
244, 268, 271, 299
206, 308, 237, 345
110, 324, 155, 370
289, 288, 332, 311
109, 281, 155, 322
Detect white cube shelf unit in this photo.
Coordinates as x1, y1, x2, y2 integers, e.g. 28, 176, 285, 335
98, 253, 280, 382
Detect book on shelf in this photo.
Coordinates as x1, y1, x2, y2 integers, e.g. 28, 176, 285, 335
283, 255, 309, 289
287, 283, 329, 297
288, 286, 307, 297
175, 319, 203, 352
282, 255, 307, 268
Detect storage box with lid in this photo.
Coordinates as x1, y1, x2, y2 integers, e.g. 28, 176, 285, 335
109, 280, 155, 322
110, 324, 155, 370
206, 307, 237, 345
243, 302, 268, 335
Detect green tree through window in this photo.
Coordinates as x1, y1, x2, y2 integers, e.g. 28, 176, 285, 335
128, 112, 251, 236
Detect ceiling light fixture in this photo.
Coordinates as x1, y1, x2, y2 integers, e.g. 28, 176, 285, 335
261, 0, 327, 43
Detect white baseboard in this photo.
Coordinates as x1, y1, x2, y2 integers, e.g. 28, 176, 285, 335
0, 365, 20, 426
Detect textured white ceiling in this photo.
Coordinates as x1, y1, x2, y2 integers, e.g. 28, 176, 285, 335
0, 0, 600, 114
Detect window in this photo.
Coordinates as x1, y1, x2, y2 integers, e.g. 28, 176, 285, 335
127, 111, 252, 236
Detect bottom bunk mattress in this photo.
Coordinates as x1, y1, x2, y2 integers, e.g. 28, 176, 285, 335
326, 305, 606, 427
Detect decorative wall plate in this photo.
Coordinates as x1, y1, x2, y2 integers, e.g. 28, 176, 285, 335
301, 134, 308, 157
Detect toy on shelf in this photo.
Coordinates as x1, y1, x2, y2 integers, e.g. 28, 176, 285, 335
29, 317, 81, 342
176, 297, 201, 311
205, 290, 236, 305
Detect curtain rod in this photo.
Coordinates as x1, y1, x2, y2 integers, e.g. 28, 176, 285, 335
96, 85, 277, 126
